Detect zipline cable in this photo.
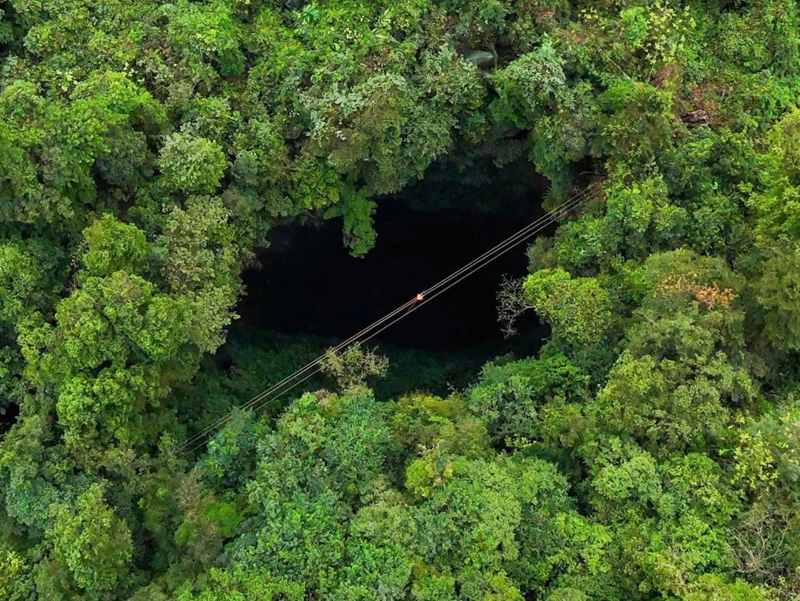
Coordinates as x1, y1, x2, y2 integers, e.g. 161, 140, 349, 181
245, 184, 597, 412
181, 183, 597, 455
180, 183, 599, 455
180, 181, 601, 455
419, 182, 598, 296
179, 296, 418, 451
181, 186, 588, 453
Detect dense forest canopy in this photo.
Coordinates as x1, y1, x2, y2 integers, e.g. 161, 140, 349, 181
1, 0, 800, 599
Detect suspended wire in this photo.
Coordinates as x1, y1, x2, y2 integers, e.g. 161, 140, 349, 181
244, 184, 597, 411
179, 296, 418, 451
420, 183, 597, 296
181, 183, 597, 455
231, 185, 599, 422
179, 181, 602, 455
182, 200, 559, 454
180, 182, 598, 455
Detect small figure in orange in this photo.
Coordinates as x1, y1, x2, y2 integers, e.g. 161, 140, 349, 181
405, 292, 425, 315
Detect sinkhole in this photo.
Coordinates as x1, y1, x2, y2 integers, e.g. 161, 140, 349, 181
236, 158, 552, 353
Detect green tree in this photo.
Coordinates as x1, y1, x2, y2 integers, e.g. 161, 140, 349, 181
82, 215, 150, 278
753, 242, 800, 352
524, 268, 612, 345
159, 133, 227, 195
46, 483, 133, 596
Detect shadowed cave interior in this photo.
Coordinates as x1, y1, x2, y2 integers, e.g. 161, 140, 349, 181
236, 158, 552, 354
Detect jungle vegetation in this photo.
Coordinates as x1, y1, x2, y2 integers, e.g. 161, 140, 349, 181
1, 0, 800, 599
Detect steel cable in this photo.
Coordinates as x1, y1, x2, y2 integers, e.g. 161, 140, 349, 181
179, 181, 601, 455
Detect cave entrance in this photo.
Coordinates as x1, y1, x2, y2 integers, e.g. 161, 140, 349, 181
0, 401, 19, 436
236, 157, 550, 353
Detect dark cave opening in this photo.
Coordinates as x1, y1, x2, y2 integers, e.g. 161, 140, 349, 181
236, 158, 552, 353
0, 402, 19, 436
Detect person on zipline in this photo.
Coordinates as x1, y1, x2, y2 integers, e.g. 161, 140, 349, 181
406, 292, 425, 315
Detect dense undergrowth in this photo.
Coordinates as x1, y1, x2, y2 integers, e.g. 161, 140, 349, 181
2, 0, 800, 599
